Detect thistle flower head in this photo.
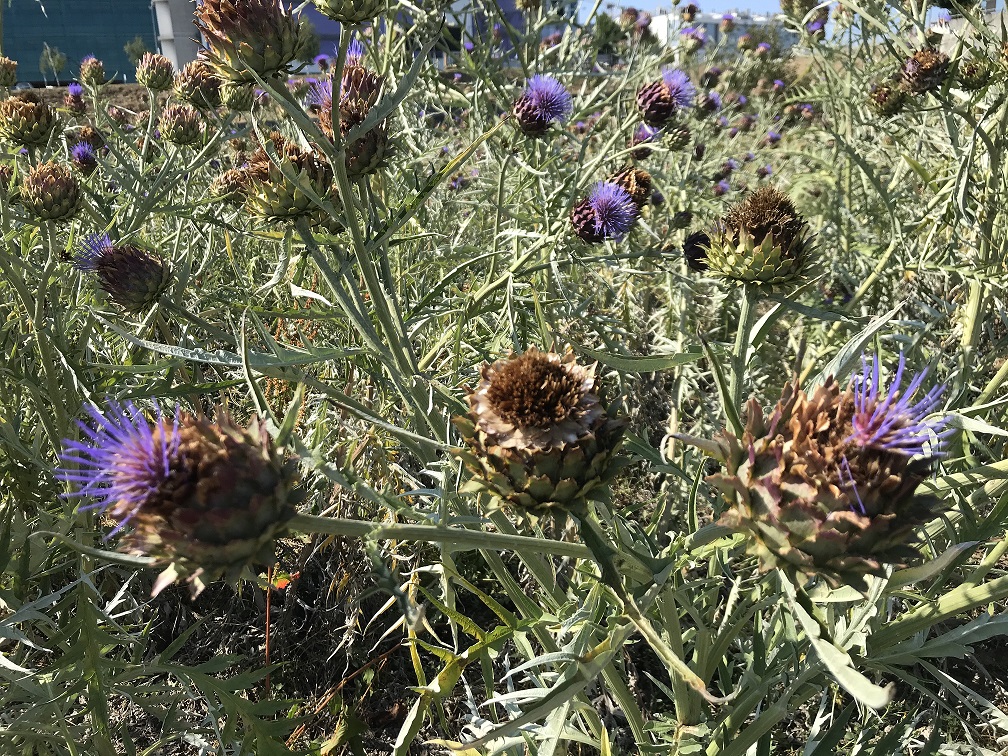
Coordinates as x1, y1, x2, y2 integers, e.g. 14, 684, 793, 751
80, 56, 105, 87
454, 348, 627, 520
57, 399, 298, 595
661, 68, 697, 108
313, 0, 386, 23
512, 75, 572, 136
22, 161, 80, 221
848, 352, 949, 455
588, 181, 637, 239
195, 0, 304, 82
67, 83, 84, 98
0, 94, 58, 147
75, 233, 173, 312
71, 141, 98, 175
902, 48, 950, 93
678, 352, 950, 589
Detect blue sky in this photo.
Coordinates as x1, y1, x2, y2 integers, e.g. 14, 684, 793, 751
596, 0, 781, 15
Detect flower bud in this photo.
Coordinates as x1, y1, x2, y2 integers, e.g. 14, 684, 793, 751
71, 142, 99, 176
0, 56, 18, 88
221, 82, 256, 111
80, 56, 106, 88
75, 234, 172, 312
22, 161, 80, 221
314, 0, 387, 23
159, 103, 203, 146
195, 0, 304, 82
64, 82, 86, 117
868, 83, 906, 117
957, 58, 988, 92
609, 166, 652, 210
0, 93, 58, 147
175, 60, 223, 110
136, 52, 176, 92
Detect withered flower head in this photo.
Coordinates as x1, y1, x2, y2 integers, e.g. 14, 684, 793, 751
868, 82, 907, 117
704, 185, 813, 287
57, 400, 299, 596
678, 352, 949, 589
454, 348, 627, 519
245, 136, 337, 223
608, 167, 650, 210
901, 48, 950, 94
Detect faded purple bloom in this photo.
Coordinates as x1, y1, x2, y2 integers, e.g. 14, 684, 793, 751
773, 79, 786, 91
57, 399, 181, 534
756, 41, 771, 55
726, 158, 740, 170
661, 68, 697, 109
589, 181, 637, 240
737, 94, 748, 106
847, 352, 950, 456
679, 26, 707, 50
744, 151, 755, 161
717, 116, 729, 128
314, 54, 331, 70
936, 10, 951, 23
464, 41, 475, 52
651, 189, 664, 205
634, 123, 661, 143
713, 179, 730, 196
347, 39, 366, 66
757, 164, 772, 178
307, 78, 331, 111
493, 22, 504, 39
766, 129, 782, 144
729, 127, 739, 137
68, 82, 84, 97
454, 73, 463, 83
807, 18, 825, 34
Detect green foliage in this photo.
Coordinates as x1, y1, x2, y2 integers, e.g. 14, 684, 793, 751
38, 42, 66, 82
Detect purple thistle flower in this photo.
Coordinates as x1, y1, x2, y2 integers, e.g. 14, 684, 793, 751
726, 157, 740, 170
347, 39, 366, 66
745, 151, 755, 161
729, 126, 739, 137
679, 26, 707, 49
314, 54, 331, 70
737, 94, 748, 106
71, 141, 98, 174
307, 78, 332, 110
757, 164, 772, 177
722, 12, 734, 21
68, 82, 84, 97
936, 10, 951, 23
589, 181, 637, 240
634, 123, 661, 142
847, 352, 950, 456
701, 90, 723, 113
513, 74, 572, 135
766, 129, 782, 144
807, 18, 825, 33
756, 41, 771, 54
464, 41, 475, 52
773, 79, 786, 91
73, 232, 114, 271
661, 68, 697, 109
57, 398, 181, 535
713, 179, 730, 196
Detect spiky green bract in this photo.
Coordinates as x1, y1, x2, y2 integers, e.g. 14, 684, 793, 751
313, 0, 386, 23
22, 161, 80, 221
703, 185, 814, 288
0, 94, 58, 147
454, 348, 628, 525
679, 372, 945, 591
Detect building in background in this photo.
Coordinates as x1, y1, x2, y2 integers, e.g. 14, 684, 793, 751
4, 0, 158, 83
929, 0, 1004, 54
649, 9, 797, 51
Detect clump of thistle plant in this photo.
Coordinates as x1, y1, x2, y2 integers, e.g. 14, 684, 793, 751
58, 400, 300, 595
454, 348, 627, 522
680, 353, 950, 589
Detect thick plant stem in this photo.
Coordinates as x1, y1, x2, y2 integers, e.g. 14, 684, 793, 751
729, 284, 758, 415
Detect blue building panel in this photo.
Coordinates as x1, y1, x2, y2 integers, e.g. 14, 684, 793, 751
4, 0, 157, 83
